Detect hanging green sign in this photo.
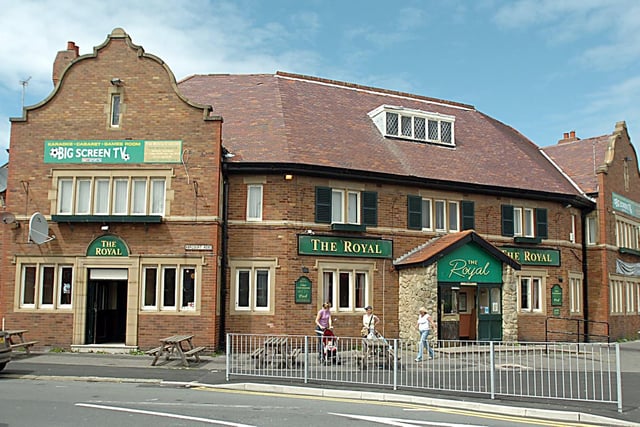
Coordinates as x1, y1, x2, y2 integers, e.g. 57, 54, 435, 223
295, 276, 312, 303
298, 235, 392, 258
437, 243, 502, 283
551, 284, 563, 306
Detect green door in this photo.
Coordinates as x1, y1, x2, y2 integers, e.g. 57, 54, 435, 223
477, 284, 502, 341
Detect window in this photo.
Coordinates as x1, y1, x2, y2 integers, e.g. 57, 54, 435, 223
18, 261, 74, 310
610, 278, 624, 314
370, 106, 456, 146
502, 205, 547, 239
319, 261, 373, 312
616, 216, 640, 251
626, 281, 636, 314
141, 263, 198, 312
230, 259, 276, 314
53, 171, 169, 217
315, 186, 377, 226
570, 214, 576, 243
408, 196, 473, 232
519, 274, 543, 313
586, 215, 597, 245
569, 273, 582, 314
110, 94, 121, 127
247, 184, 263, 221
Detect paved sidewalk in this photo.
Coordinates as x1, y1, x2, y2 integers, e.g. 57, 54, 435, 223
4, 341, 640, 426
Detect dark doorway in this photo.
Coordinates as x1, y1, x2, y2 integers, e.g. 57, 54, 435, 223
85, 278, 127, 344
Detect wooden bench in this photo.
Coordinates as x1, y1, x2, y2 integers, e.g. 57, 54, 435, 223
250, 347, 265, 368
10, 341, 38, 354
183, 346, 206, 363
145, 346, 163, 356
288, 348, 302, 368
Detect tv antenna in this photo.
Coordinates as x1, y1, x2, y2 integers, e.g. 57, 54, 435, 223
20, 76, 32, 109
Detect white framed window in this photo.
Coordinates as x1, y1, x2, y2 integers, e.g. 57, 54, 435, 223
247, 184, 263, 221
17, 261, 74, 310
141, 263, 198, 312
513, 207, 523, 236
570, 214, 576, 243
53, 171, 169, 217
569, 272, 582, 314
435, 200, 446, 232
331, 189, 360, 224
518, 273, 544, 313
610, 278, 624, 314
448, 201, 459, 232
626, 281, 636, 314
523, 208, 534, 237
230, 258, 276, 314
318, 261, 373, 312
616, 216, 640, 250
371, 106, 455, 146
421, 199, 432, 230
586, 215, 597, 245
110, 94, 121, 127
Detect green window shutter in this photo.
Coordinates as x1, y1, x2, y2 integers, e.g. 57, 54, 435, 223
362, 191, 377, 226
461, 201, 475, 230
501, 204, 514, 237
407, 195, 422, 230
536, 208, 548, 239
315, 187, 332, 223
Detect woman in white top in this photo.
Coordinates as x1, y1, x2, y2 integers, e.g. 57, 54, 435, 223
416, 306, 436, 361
362, 305, 379, 338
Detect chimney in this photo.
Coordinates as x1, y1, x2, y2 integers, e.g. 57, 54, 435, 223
558, 130, 580, 144
52, 41, 79, 86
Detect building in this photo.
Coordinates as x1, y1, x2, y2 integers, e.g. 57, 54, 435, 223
0, 29, 223, 351
543, 124, 640, 341
1, 28, 598, 351
179, 72, 593, 343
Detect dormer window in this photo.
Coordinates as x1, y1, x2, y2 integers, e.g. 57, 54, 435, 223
370, 105, 455, 146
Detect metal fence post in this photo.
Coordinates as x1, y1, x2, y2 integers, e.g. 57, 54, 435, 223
393, 338, 398, 390
490, 341, 495, 400
304, 335, 309, 384
225, 333, 230, 381
616, 342, 622, 413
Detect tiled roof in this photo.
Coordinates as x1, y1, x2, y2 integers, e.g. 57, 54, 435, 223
179, 72, 583, 196
542, 135, 611, 194
394, 230, 520, 269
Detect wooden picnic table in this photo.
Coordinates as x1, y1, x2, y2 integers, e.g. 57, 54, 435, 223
5, 329, 38, 354
147, 334, 205, 367
251, 337, 302, 369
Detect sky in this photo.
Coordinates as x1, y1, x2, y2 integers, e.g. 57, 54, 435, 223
1, 0, 639, 167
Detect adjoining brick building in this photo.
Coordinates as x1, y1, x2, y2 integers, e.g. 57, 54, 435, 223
1, 28, 603, 351
543, 123, 640, 341
0, 29, 223, 351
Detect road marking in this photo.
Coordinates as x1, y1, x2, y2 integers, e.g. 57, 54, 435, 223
331, 412, 487, 426
75, 402, 255, 426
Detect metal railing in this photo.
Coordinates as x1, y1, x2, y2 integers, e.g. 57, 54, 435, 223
226, 333, 622, 412
545, 316, 610, 343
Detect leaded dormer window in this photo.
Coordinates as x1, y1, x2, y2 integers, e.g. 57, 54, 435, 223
369, 105, 455, 146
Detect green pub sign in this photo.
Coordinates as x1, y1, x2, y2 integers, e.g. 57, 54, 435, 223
295, 276, 312, 304
437, 243, 502, 283
298, 235, 392, 258
551, 284, 563, 306
500, 247, 560, 266
87, 235, 129, 257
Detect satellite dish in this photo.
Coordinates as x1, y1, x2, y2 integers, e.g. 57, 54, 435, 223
29, 212, 55, 244
0, 212, 15, 224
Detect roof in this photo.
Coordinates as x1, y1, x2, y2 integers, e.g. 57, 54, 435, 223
394, 230, 520, 270
542, 135, 611, 194
178, 72, 584, 198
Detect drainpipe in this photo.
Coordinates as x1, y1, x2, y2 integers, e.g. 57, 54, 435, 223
581, 208, 590, 342
218, 162, 229, 351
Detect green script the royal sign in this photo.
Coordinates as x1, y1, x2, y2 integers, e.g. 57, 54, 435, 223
87, 235, 129, 256
298, 235, 392, 258
437, 243, 502, 283
500, 247, 560, 266
44, 140, 183, 164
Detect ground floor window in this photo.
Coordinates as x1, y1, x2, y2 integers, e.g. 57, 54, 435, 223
15, 258, 74, 310
141, 262, 199, 312
317, 261, 374, 312
229, 258, 277, 314
518, 271, 545, 313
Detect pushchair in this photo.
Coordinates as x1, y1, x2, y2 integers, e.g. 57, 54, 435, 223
322, 328, 341, 365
